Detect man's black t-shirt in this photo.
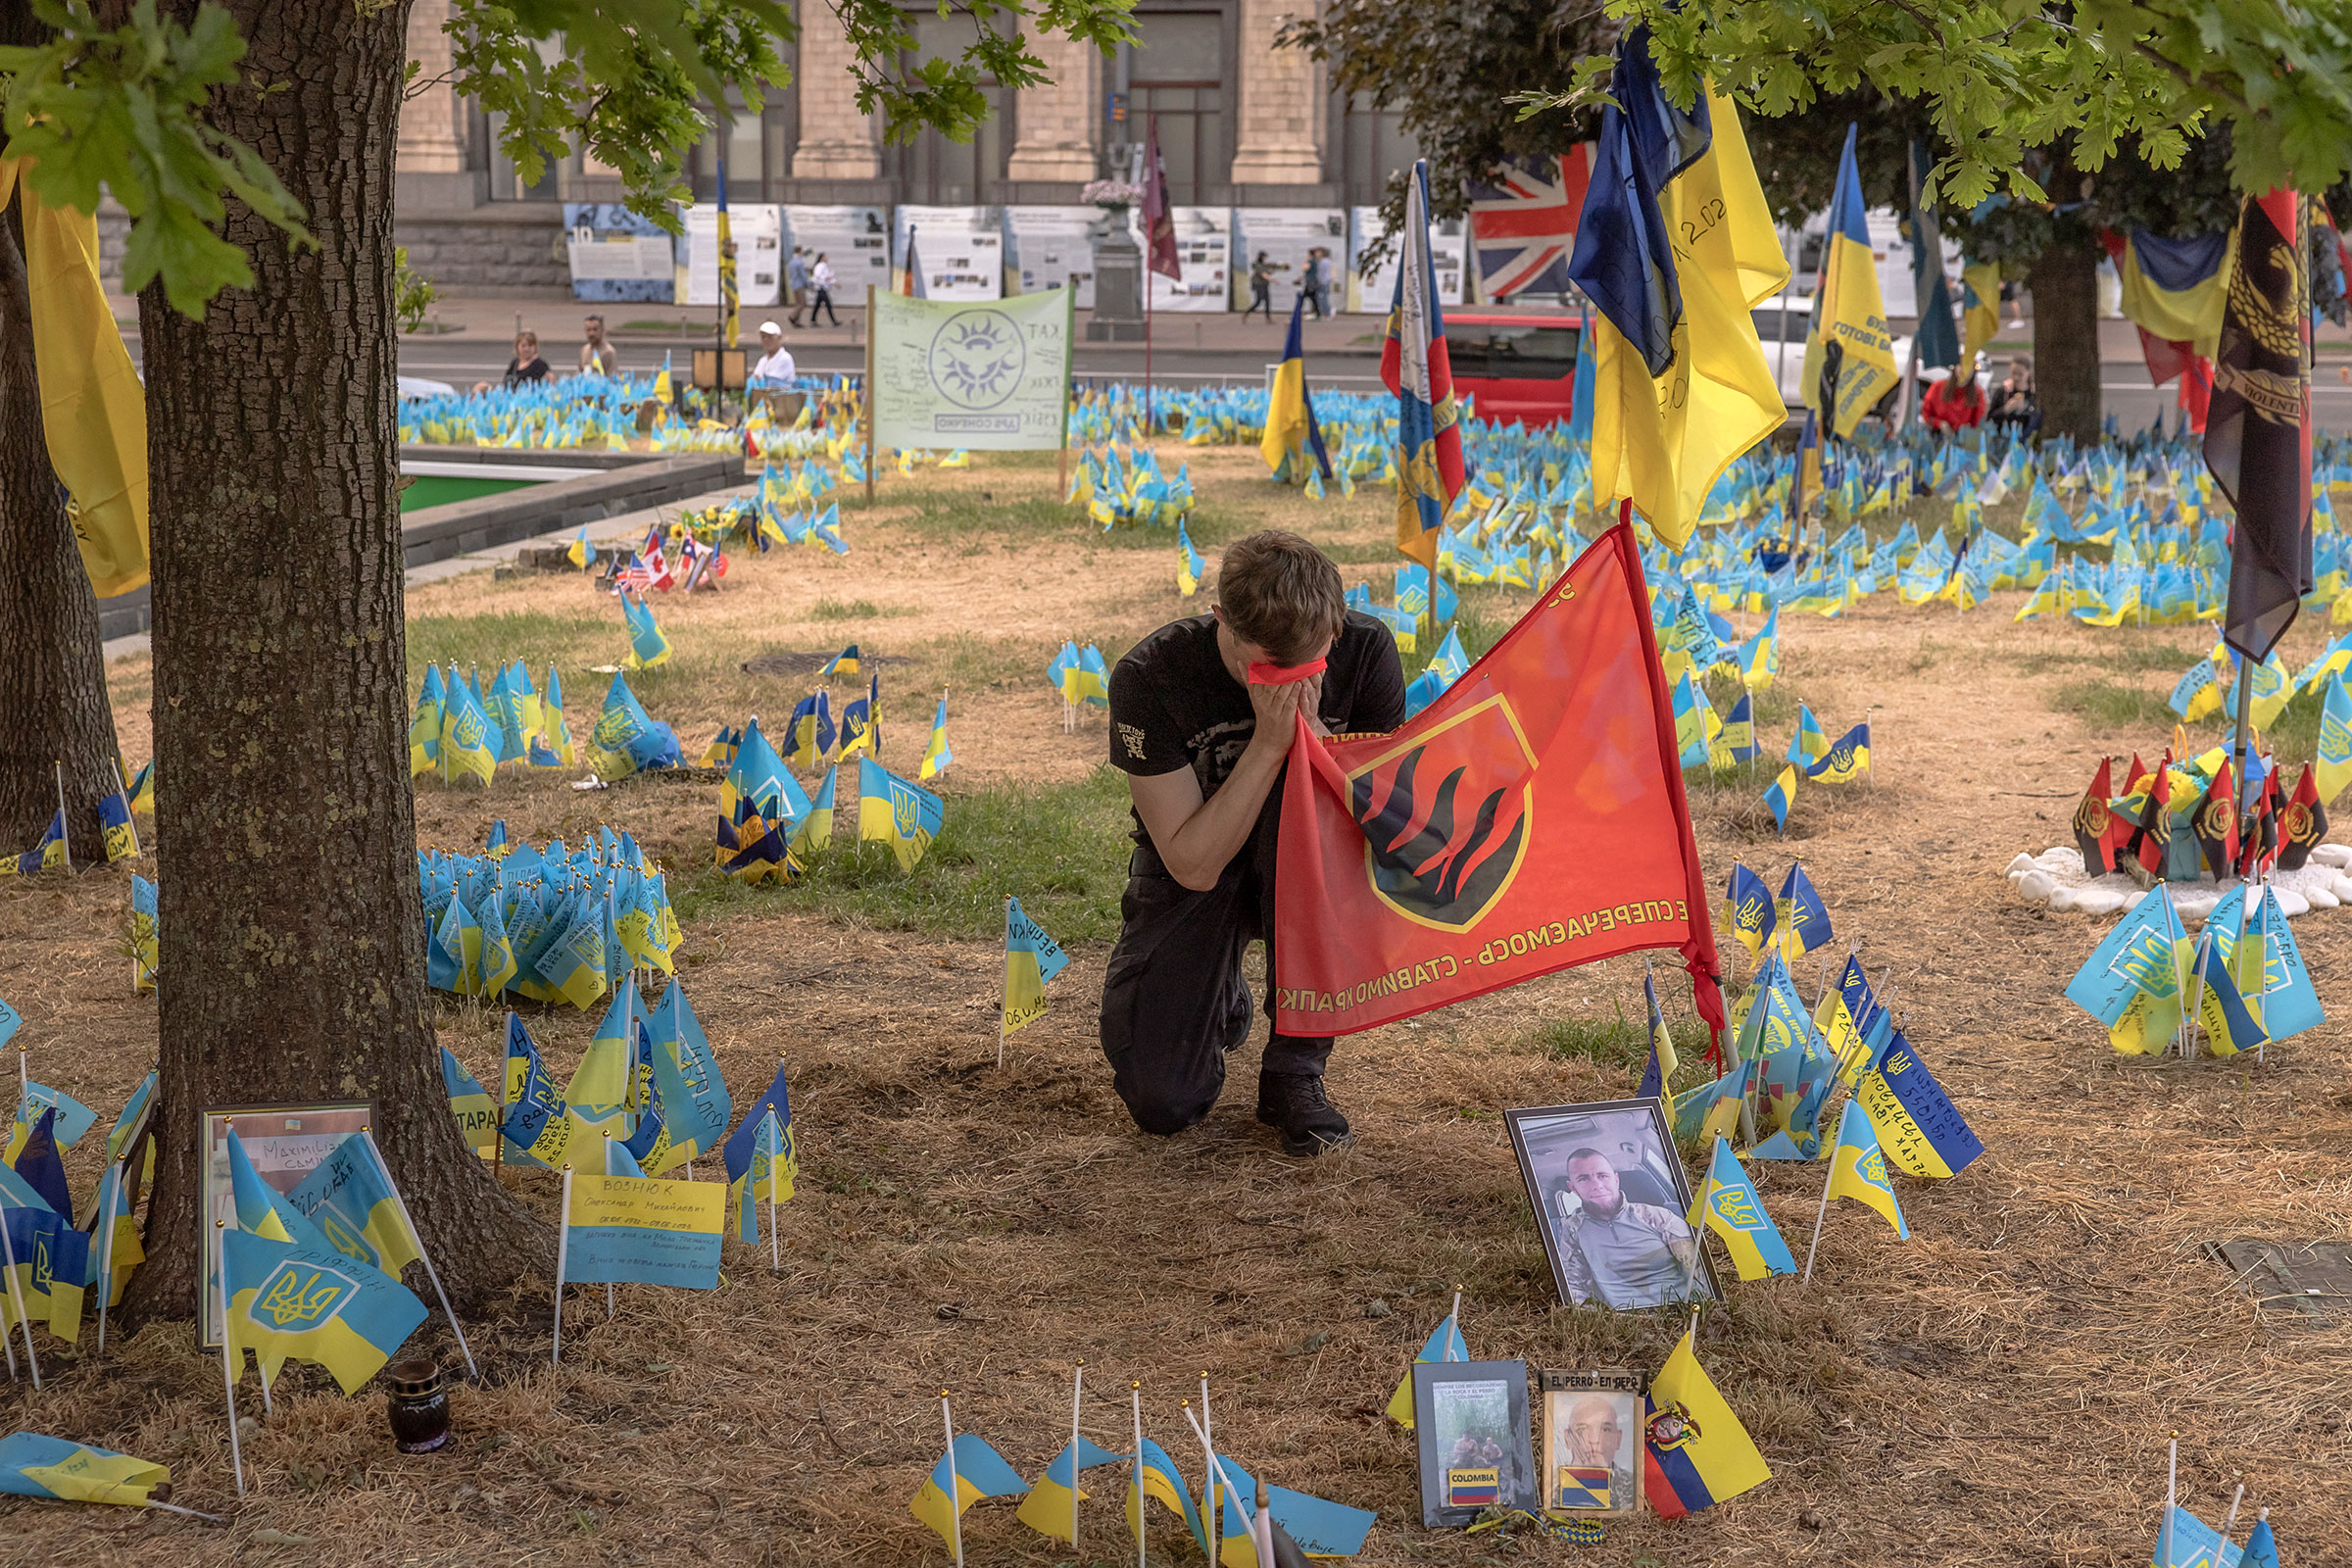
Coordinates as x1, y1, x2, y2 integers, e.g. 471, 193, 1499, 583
1106, 611, 1407, 854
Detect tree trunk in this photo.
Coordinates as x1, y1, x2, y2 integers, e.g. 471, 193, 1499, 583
123, 0, 549, 1326
2028, 240, 2103, 446
0, 11, 125, 864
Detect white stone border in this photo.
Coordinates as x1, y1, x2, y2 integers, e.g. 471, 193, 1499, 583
2005, 843, 2352, 920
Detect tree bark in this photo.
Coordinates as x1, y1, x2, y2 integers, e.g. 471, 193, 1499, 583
0, 6, 126, 864
2028, 240, 2103, 447
123, 0, 549, 1326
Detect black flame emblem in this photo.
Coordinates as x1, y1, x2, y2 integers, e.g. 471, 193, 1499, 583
1345, 694, 1533, 930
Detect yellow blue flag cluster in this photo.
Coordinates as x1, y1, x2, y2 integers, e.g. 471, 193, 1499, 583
421, 821, 679, 1009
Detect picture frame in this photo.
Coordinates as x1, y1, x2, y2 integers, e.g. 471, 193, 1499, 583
1411, 1358, 1536, 1528
1505, 1098, 1719, 1311
1539, 1368, 1644, 1517
197, 1101, 372, 1348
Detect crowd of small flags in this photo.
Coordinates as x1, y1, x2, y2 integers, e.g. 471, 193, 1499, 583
2069, 735, 2332, 890
411, 666, 677, 789
398, 364, 861, 459
0, 763, 144, 875
2066, 869, 2324, 1062
1064, 442, 1197, 529
911, 1369, 1374, 1566
1048, 640, 1110, 730
419, 822, 679, 1009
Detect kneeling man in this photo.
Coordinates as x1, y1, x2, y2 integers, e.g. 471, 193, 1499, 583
1101, 531, 1405, 1154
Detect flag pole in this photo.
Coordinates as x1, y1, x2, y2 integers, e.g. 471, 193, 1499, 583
0, 1197, 38, 1388
999, 895, 1012, 1070
216, 1222, 244, 1495
2162, 1433, 2177, 1567
113, 759, 142, 858
1198, 1376, 1216, 1568
1070, 1360, 1085, 1550
361, 1127, 476, 1381
1800, 1103, 1847, 1284
942, 1391, 966, 1568
862, 284, 877, 507
50, 757, 67, 869
1131, 1382, 1147, 1568
553, 1164, 573, 1363
1182, 1405, 1261, 1554
768, 1111, 782, 1274
94, 1157, 120, 1354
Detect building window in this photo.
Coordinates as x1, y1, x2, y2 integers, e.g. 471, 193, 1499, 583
893, 10, 1010, 204
688, 93, 787, 200
1338, 95, 1418, 208
1131, 10, 1228, 203
485, 110, 564, 202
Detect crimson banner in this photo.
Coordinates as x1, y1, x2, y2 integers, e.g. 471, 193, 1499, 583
1274, 521, 1725, 1040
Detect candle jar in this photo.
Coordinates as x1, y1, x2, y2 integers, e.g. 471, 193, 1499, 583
385, 1357, 452, 1453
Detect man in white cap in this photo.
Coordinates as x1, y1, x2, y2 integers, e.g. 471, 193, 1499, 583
749, 320, 796, 387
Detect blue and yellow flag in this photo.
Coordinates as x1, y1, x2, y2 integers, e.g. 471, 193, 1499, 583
0, 1432, 168, 1506
1, 809, 68, 875
97, 788, 136, 862
1723, 862, 1776, 957
1642, 1328, 1772, 1517
287, 1133, 422, 1279
1773, 863, 1833, 958
1177, 524, 1206, 598
563, 1171, 723, 1289
124, 758, 153, 818
723, 715, 810, 825
837, 674, 879, 759
1787, 704, 1829, 768
620, 593, 672, 670
820, 644, 860, 678
437, 666, 499, 787
1384, 1306, 1470, 1427
787, 688, 835, 768
442, 1047, 498, 1157
9, 1106, 70, 1219
792, 766, 837, 857
723, 1056, 797, 1244
643, 981, 732, 1173
909, 1432, 1027, 1547
1960, 261, 2000, 366
2065, 884, 2194, 1055
501, 1011, 572, 1168
2319, 675, 2352, 803
89, 1154, 144, 1308
10, 1078, 95, 1156
1671, 1059, 1750, 1146
857, 757, 942, 872
1800, 125, 1899, 437
1738, 606, 1780, 690
919, 695, 953, 781
1717, 691, 1756, 765
2116, 227, 2233, 361
1002, 895, 1070, 1038
1762, 764, 1796, 836
224, 1123, 330, 1250
1805, 722, 1871, 784
1128, 1436, 1208, 1554
1692, 1136, 1794, 1280
1636, 968, 1679, 1125
223, 1224, 426, 1394
2193, 934, 2267, 1057
566, 527, 593, 569
1260, 294, 1333, 483
528, 663, 574, 768
1857, 1035, 1984, 1179
1823, 1101, 1908, 1240
1015, 1436, 1127, 1544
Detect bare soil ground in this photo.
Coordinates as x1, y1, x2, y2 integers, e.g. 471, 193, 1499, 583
4, 447, 2348, 1566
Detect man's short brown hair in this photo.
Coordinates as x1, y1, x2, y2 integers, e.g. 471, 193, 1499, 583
1215, 530, 1345, 664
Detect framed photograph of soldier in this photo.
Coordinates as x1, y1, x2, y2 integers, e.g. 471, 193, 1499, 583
1538, 1368, 1644, 1517
1411, 1358, 1536, 1527
1504, 1098, 1720, 1311
196, 1101, 373, 1348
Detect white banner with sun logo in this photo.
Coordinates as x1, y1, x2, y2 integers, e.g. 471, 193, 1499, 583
870, 288, 1073, 451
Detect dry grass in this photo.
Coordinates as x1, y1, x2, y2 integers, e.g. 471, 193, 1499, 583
3, 449, 2351, 1566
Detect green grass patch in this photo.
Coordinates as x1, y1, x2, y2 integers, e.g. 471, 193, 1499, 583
806, 597, 910, 622
1534, 1006, 1645, 1070
406, 609, 614, 685
2052, 678, 2179, 730
675, 764, 1136, 942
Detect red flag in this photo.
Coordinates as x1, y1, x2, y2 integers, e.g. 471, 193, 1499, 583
2279, 761, 2328, 870
2192, 760, 2239, 880
1272, 522, 1725, 1044
2072, 758, 2116, 875
1140, 118, 1180, 282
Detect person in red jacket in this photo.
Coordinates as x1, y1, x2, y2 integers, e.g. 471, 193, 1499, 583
1921, 357, 1987, 430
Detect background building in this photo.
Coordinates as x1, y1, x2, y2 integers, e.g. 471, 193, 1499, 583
394, 1, 1421, 290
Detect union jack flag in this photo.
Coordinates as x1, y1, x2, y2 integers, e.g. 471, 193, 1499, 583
1469, 147, 1596, 300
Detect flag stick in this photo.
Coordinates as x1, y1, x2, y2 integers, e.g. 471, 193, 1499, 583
216, 1223, 244, 1495
2218, 1479, 2244, 1544
942, 1391, 965, 1568
1182, 1405, 1260, 1553
2162, 1433, 2177, 1567
1679, 1162, 1716, 1304
862, 285, 877, 507
361, 1127, 476, 1380
1800, 1103, 1847, 1285
0, 1206, 38, 1388
1131, 1382, 1147, 1568
95, 1157, 119, 1354
0, 1215, 17, 1380
999, 894, 1011, 1070
553, 1165, 573, 1364
1198, 1377, 1217, 1568
52, 761, 70, 873
1070, 1360, 1084, 1550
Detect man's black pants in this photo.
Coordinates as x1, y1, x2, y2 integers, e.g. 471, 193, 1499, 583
1099, 788, 1333, 1135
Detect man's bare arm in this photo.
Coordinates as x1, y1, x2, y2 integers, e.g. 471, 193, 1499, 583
1127, 679, 1307, 891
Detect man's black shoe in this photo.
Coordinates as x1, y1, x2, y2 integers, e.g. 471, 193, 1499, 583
1256, 1071, 1351, 1156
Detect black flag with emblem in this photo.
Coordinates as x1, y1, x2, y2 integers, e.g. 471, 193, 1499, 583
2206, 191, 2312, 662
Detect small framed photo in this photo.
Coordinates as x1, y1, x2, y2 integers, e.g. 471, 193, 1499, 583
1539, 1368, 1643, 1517
1411, 1358, 1536, 1528
197, 1102, 371, 1348
1505, 1098, 1718, 1311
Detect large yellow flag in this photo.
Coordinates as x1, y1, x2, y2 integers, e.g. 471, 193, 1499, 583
0, 160, 150, 596
1799, 126, 1900, 437
1589, 86, 1789, 550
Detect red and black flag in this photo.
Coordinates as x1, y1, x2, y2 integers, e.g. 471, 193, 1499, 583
2192, 760, 2240, 880
2124, 764, 2172, 878
2239, 763, 2282, 877
2206, 190, 2313, 662
2278, 761, 2328, 871
2073, 758, 2116, 875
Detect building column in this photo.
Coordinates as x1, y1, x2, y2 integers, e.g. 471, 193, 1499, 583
791, 4, 881, 179
1230, 0, 1323, 186
397, 0, 467, 173
1005, 31, 1102, 183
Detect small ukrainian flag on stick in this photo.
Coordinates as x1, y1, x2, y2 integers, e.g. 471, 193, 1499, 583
919, 690, 953, 781
1000, 896, 1070, 1066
